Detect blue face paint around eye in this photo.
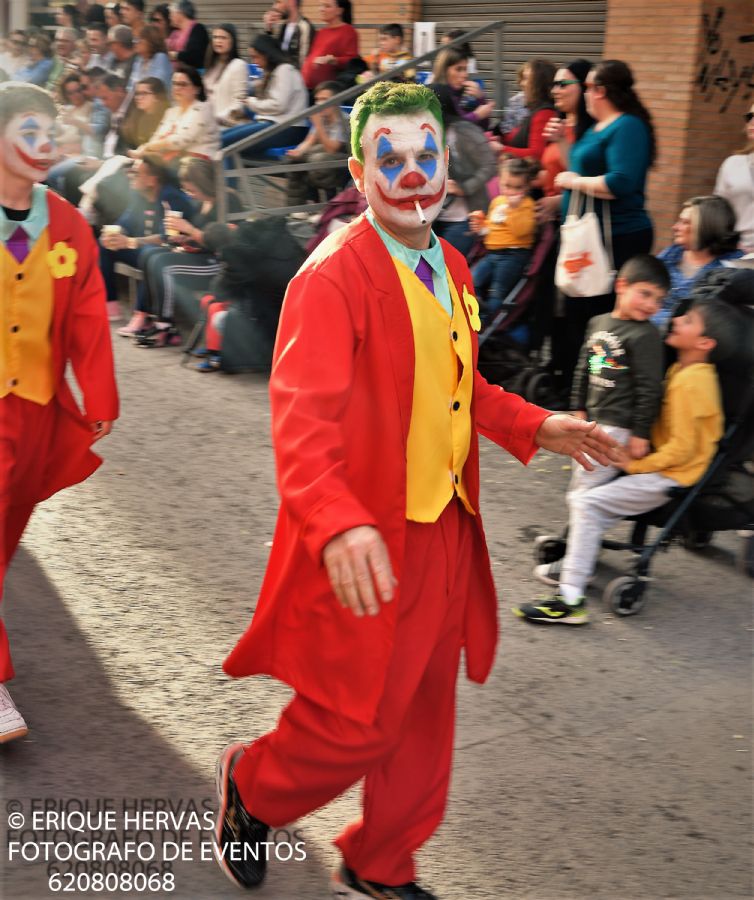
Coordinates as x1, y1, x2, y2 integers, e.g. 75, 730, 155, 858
417, 131, 438, 182
20, 116, 41, 149
377, 135, 403, 187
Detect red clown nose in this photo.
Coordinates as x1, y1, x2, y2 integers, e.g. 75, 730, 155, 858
399, 171, 427, 189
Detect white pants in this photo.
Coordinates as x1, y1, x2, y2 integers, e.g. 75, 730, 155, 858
560, 471, 679, 594
567, 425, 631, 502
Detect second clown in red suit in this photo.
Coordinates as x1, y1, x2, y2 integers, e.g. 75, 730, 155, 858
213, 82, 618, 900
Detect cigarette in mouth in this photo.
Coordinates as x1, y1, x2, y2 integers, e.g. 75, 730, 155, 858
414, 200, 427, 225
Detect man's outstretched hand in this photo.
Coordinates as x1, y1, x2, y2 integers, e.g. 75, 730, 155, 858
535, 414, 621, 471
322, 526, 397, 618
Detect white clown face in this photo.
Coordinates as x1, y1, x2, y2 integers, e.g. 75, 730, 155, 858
0, 112, 57, 183
350, 111, 448, 239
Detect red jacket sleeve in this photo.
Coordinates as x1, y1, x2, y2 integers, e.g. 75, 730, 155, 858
270, 265, 377, 564
67, 218, 119, 423
502, 108, 552, 161
474, 369, 549, 463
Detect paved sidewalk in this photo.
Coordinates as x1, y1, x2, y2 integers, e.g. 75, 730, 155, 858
1, 331, 751, 899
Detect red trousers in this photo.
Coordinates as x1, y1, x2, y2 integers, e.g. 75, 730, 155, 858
233, 498, 474, 885
0, 395, 57, 682
199, 295, 230, 352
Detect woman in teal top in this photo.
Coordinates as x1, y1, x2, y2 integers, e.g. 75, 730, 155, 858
553, 59, 657, 395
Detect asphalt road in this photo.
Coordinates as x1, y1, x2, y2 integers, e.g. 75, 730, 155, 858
1, 327, 751, 900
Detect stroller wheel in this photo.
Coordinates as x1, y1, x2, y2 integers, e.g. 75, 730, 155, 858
682, 530, 713, 551
533, 535, 566, 565
525, 371, 553, 404
604, 576, 646, 617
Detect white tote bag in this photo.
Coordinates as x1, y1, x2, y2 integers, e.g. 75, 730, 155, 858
555, 190, 615, 297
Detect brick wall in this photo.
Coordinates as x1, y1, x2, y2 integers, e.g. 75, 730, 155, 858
604, 0, 754, 249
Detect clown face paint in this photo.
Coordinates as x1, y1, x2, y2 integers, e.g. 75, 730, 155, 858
0, 112, 57, 183
352, 111, 447, 238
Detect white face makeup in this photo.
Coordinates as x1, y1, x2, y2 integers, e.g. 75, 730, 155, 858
352, 111, 447, 235
0, 112, 56, 183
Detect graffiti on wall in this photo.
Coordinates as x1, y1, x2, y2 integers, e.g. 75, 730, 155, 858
697, 5, 754, 112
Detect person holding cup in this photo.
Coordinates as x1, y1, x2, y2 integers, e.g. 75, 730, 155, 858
99, 155, 193, 324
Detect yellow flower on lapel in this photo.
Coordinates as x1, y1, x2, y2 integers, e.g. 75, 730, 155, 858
46, 242, 78, 279
462, 286, 481, 332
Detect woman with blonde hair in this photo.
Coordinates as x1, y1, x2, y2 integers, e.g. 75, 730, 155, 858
715, 102, 754, 252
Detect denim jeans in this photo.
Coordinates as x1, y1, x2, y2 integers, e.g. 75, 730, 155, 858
472, 248, 531, 317
432, 219, 476, 257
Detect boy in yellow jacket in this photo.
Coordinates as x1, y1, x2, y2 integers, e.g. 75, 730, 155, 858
515, 298, 739, 624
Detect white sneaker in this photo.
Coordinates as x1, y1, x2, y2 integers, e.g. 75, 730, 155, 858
0, 684, 28, 743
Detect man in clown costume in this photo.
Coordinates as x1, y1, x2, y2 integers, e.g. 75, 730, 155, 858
214, 82, 617, 899
0, 83, 118, 743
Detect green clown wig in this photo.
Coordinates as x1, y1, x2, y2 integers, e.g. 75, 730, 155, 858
350, 81, 445, 164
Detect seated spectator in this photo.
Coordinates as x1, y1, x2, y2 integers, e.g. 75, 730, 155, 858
653, 195, 742, 332
430, 81, 497, 255
14, 34, 54, 86
56, 4, 83, 31
498, 63, 528, 135
469, 157, 539, 320
120, 76, 170, 148
493, 57, 556, 161
221, 34, 308, 155
85, 24, 114, 69
46, 27, 80, 96
431, 47, 493, 128
167, 0, 209, 70
58, 72, 108, 155
75, 37, 92, 69
119, 0, 145, 40
441, 28, 478, 75
129, 24, 173, 93
107, 24, 136, 82
132, 64, 219, 163
285, 80, 348, 208
203, 24, 248, 126
300, 0, 358, 92
361, 23, 413, 82
715, 103, 754, 253
263, 0, 315, 70
123, 157, 243, 344
104, 2, 122, 28
98, 154, 194, 320
0, 30, 30, 76
149, 4, 175, 42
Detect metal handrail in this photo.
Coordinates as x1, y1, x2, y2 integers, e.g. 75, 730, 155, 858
215, 20, 506, 221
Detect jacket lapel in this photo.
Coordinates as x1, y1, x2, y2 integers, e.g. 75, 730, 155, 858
46, 192, 76, 381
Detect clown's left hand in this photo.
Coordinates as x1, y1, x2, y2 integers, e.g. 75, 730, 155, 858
90, 421, 113, 443
535, 414, 621, 471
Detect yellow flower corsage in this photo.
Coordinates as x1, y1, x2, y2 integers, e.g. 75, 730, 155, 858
462, 286, 481, 332
47, 242, 78, 279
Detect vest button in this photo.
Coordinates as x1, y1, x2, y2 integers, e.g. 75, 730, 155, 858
454, 474, 459, 484
451, 330, 458, 341
9, 378, 18, 387
15, 273, 23, 281
453, 401, 460, 411
10, 325, 20, 333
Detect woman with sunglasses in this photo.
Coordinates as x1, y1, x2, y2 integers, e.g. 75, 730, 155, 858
553, 59, 657, 395
131, 63, 219, 163
0, 30, 29, 76
149, 4, 175, 41
715, 104, 754, 253
13, 34, 54, 86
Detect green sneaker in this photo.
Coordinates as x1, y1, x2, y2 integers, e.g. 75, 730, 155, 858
513, 595, 589, 625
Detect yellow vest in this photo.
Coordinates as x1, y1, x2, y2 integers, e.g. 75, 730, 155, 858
394, 258, 476, 523
0, 229, 55, 405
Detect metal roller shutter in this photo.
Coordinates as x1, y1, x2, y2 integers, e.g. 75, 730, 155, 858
419, 0, 606, 89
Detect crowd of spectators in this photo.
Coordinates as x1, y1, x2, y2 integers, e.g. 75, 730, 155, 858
1, 2, 751, 378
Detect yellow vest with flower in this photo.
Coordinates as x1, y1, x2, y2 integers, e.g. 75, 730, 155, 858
0, 228, 55, 405
393, 258, 477, 522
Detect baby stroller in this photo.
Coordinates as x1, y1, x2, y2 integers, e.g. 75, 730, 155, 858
533, 267, 754, 616
476, 220, 558, 402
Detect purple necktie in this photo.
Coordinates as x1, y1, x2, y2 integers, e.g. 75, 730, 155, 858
415, 257, 435, 297
7, 226, 29, 265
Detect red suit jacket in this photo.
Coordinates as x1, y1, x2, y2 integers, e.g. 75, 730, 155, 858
34, 191, 119, 503
224, 215, 549, 725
